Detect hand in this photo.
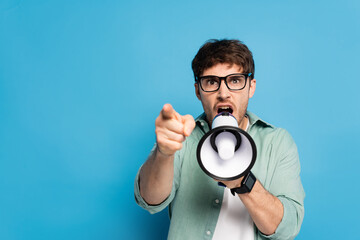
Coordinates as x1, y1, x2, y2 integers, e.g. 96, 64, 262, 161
155, 104, 195, 157
217, 176, 244, 189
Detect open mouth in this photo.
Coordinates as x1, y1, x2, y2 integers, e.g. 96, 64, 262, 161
217, 106, 233, 114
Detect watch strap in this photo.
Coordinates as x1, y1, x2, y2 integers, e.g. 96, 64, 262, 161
230, 171, 256, 196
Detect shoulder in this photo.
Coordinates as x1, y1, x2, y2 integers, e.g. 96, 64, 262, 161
247, 111, 296, 148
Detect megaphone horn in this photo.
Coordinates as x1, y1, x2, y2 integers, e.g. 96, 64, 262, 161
196, 112, 257, 181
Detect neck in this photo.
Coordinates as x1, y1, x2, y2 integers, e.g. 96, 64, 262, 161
239, 115, 249, 130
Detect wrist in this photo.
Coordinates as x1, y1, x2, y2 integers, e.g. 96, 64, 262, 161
156, 146, 174, 159
230, 171, 256, 196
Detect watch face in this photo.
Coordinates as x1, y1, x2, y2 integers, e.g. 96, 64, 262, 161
245, 174, 255, 189
230, 171, 256, 195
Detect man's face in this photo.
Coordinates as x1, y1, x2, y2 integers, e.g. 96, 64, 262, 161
194, 63, 256, 129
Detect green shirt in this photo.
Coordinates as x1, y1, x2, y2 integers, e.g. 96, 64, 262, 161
135, 111, 305, 239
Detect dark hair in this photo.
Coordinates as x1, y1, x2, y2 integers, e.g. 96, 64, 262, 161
192, 39, 255, 81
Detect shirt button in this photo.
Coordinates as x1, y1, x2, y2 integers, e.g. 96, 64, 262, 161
215, 199, 220, 204
200, 122, 204, 126
206, 230, 211, 236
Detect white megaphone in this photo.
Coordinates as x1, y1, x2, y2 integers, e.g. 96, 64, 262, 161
196, 112, 257, 181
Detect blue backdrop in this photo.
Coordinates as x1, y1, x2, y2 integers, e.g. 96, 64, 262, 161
1, 0, 359, 239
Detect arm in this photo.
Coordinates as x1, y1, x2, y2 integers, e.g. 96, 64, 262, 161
139, 147, 175, 205
220, 129, 305, 238
239, 180, 283, 235
220, 177, 283, 235
139, 104, 195, 205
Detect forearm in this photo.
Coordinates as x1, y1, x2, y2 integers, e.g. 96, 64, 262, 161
139, 146, 174, 205
239, 180, 284, 235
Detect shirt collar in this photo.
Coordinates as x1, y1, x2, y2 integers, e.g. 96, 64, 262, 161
195, 113, 210, 132
246, 111, 274, 129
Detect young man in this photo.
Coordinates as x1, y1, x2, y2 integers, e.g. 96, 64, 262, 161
135, 39, 305, 239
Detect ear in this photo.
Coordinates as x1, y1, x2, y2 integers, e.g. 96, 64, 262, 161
195, 83, 202, 100
249, 79, 256, 98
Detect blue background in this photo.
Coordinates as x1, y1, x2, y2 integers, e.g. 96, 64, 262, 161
1, 0, 359, 239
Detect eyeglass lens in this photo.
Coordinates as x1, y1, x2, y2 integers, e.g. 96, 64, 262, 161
200, 74, 246, 91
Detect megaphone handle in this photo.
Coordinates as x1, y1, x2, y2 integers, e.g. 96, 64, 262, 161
230, 171, 256, 196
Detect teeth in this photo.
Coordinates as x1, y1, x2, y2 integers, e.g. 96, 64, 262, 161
218, 106, 233, 114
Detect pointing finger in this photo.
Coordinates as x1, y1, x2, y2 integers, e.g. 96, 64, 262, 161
161, 104, 177, 120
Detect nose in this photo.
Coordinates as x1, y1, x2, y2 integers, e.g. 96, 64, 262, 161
217, 79, 230, 100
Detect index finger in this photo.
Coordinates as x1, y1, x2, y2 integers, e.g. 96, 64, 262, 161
161, 104, 178, 120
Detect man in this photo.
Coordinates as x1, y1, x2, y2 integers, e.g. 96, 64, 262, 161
134, 39, 305, 239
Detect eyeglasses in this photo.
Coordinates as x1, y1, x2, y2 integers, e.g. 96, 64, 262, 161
196, 73, 252, 92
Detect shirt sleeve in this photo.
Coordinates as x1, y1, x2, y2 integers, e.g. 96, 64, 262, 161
259, 129, 305, 240
134, 144, 182, 214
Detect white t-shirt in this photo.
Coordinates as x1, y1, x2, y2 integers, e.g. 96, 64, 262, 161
212, 117, 254, 240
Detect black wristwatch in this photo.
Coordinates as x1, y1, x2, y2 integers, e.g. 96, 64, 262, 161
230, 171, 256, 196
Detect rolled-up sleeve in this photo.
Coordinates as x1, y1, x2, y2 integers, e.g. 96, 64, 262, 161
134, 167, 177, 214
134, 144, 182, 214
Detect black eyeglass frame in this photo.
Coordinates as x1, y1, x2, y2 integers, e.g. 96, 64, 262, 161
195, 73, 253, 92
